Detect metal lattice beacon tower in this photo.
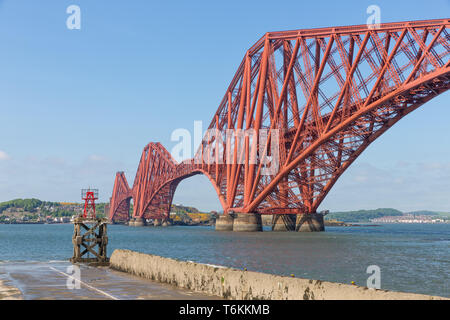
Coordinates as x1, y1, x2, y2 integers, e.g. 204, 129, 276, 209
71, 189, 109, 265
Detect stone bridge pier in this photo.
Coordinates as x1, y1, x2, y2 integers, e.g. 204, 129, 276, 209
128, 217, 173, 227
215, 213, 325, 232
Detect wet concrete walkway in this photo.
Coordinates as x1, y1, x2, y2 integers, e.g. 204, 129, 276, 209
0, 261, 219, 300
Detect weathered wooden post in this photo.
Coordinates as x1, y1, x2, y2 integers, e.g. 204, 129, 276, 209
71, 217, 109, 264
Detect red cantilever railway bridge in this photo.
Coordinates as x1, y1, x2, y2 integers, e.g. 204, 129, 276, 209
108, 19, 450, 232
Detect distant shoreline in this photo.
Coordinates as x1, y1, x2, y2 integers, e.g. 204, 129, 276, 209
0, 222, 73, 225
1, 221, 448, 226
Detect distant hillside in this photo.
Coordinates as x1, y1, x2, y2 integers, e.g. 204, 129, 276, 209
325, 208, 403, 222
0, 198, 108, 223
407, 210, 437, 216
0, 199, 207, 222
0, 198, 59, 213
407, 210, 450, 218
436, 212, 450, 219
171, 204, 204, 214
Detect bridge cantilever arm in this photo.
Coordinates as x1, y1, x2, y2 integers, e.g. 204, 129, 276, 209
361, 29, 407, 110
323, 31, 371, 134
405, 25, 445, 84
246, 68, 449, 213
285, 36, 335, 166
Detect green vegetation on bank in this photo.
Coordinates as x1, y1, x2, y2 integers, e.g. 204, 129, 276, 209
169, 204, 215, 224
171, 204, 205, 214
0, 198, 207, 222
325, 208, 403, 222
0, 198, 108, 223
407, 211, 450, 218
95, 203, 107, 218
437, 212, 450, 219
407, 210, 439, 216
0, 199, 60, 213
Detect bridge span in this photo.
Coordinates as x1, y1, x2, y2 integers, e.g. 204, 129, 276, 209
108, 19, 450, 232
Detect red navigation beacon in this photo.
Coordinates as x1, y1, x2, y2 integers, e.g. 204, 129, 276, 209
81, 188, 99, 219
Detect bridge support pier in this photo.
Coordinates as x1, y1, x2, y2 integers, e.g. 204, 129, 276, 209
272, 214, 297, 232
215, 215, 234, 231
233, 213, 263, 232
296, 213, 325, 232
162, 219, 172, 227
133, 217, 146, 227
128, 219, 135, 227
153, 219, 162, 227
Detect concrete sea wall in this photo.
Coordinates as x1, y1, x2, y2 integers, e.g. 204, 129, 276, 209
110, 249, 446, 300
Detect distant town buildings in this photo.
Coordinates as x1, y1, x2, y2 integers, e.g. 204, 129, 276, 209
371, 214, 447, 224
0, 201, 84, 224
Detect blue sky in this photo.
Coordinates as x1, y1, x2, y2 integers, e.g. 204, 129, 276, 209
0, 0, 449, 212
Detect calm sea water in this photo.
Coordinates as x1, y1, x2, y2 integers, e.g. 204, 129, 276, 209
0, 223, 448, 297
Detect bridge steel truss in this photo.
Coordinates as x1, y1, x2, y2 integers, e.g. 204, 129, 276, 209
109, 19, 450, 222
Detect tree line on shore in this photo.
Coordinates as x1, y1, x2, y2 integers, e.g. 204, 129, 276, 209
0, 198, 213, 223
0, 198, 108, 223
325, 208, 450, 222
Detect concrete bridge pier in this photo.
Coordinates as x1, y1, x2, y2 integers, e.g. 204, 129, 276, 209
128, 218, 146, 227
162, 219, 172, 227
233, 213, 263, 232
133, 217, 146, 227
272, 214, 297, 232
215, 215, 234, 231
296, 213, 325, 232
153, 219, 162, 227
